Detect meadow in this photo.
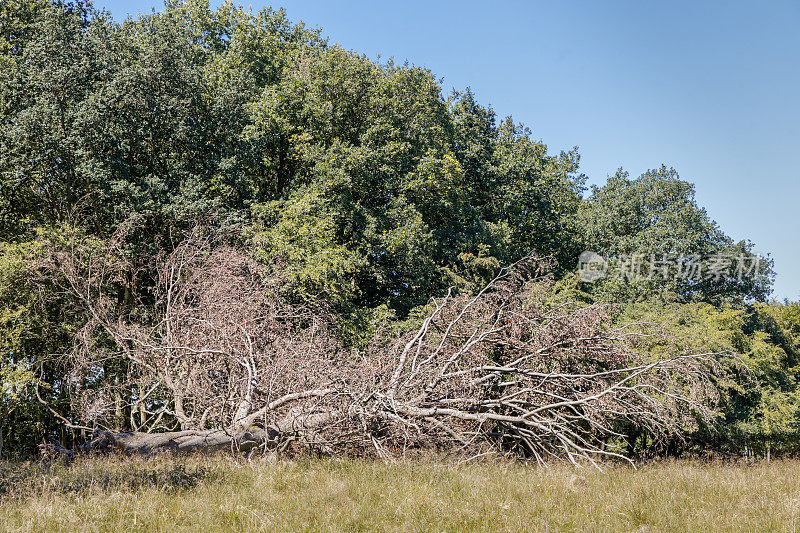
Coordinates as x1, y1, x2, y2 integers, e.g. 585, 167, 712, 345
1, 456, 797, 532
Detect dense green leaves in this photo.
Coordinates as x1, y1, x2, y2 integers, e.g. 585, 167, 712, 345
0, 228, 88, 456
579, 166, 773, 304
616, 298, 800, 456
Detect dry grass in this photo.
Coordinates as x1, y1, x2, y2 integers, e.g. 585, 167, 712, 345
1, 455, 799, 532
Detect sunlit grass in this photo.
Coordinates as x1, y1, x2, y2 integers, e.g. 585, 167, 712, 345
1, 456, 799, 531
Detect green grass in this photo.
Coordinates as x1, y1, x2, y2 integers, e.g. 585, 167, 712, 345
1, 456, 799, 532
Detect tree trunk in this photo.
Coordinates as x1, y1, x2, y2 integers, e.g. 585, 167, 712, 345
86, 428, 272, 454
47, 411, 343, 457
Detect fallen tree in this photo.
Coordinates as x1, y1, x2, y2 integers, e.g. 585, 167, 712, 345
39, 229, 723, 467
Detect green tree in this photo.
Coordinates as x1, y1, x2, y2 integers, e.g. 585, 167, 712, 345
579, 166, 773, 304
0, 229, 86, 457
616, 297, 800, 456
248, 58, 587, 330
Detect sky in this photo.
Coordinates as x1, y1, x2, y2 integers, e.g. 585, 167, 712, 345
102, 0, 800, 300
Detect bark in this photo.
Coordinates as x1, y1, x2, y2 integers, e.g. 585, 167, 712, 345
84, 428, 271, 454
48, 411, 345, 457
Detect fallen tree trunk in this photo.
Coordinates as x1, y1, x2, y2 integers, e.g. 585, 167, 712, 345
58, 410, 345, 456
43, 239, 724, 467
80, 428, 270, 455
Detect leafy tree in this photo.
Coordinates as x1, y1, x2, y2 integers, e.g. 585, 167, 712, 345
579, 166, 773, 304
248, 57, 586, 328
0, 229, 86, 457
616, 298, 800, 456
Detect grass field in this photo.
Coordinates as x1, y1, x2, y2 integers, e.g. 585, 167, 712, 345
1, 455, 798, 532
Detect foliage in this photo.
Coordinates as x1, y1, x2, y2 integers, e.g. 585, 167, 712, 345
579, 166, 773, 304
0, 227, 89, 457
616, 298, 800, 455
247, 55, 586, 320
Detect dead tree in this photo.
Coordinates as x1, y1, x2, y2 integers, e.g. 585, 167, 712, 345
44, 230, 722, 467
48, 228, 348, 455
357, 262, 721, 466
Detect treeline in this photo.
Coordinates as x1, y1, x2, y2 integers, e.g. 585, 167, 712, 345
0, 0, 796, 459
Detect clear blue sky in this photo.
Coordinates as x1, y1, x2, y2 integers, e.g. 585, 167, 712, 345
102, 0, 800, 300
